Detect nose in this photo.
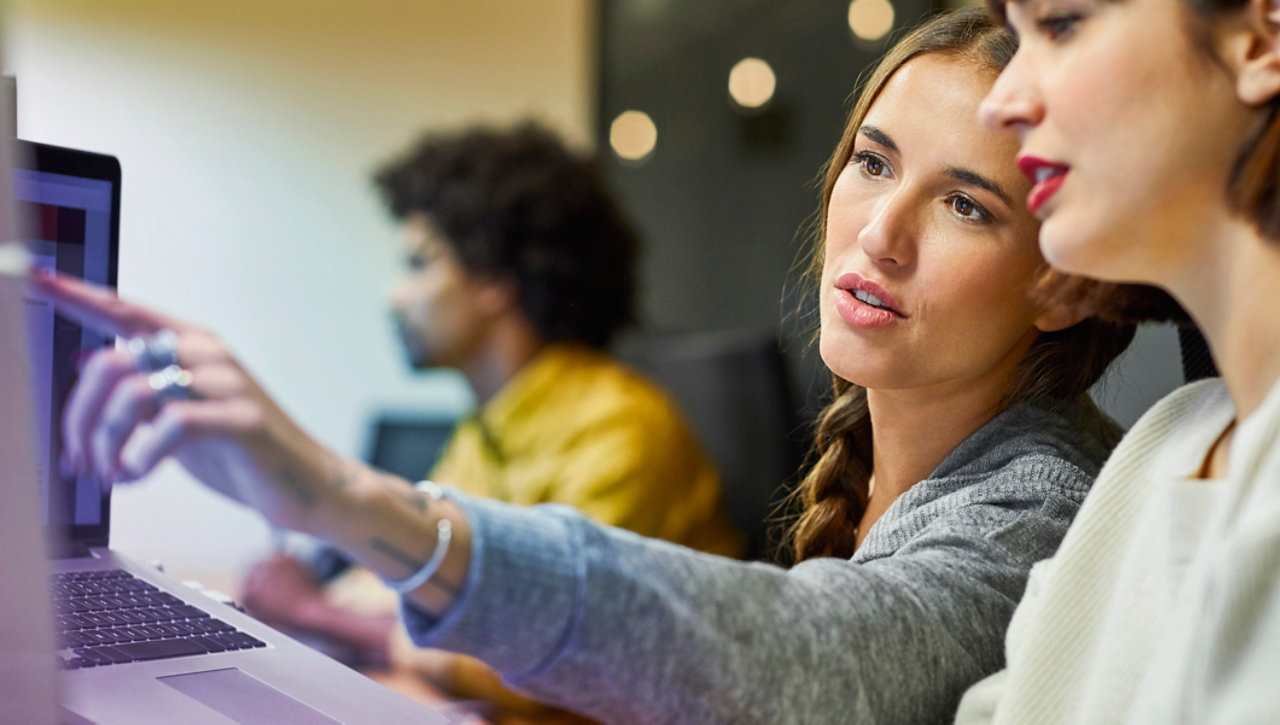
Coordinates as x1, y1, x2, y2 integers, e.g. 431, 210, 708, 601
978, 52, 1044, 136
388, 278, 408, 311
858, 189, 917, 270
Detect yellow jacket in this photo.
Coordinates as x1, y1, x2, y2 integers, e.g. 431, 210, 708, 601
430, 344, 744, 558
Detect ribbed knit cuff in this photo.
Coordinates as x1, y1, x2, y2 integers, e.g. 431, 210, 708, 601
401, 490, 585, 681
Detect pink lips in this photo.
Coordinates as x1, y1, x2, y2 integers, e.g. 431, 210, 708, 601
833, 272, 906, 330
1017, 155, 1070, 215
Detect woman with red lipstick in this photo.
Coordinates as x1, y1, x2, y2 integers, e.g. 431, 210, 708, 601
955, 0, 1280, 722
35, 9, 1169, 724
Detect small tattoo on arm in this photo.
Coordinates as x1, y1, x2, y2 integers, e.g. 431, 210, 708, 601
369, 537, 424, 576
425, 574, 460, 598
277, 470, 317, 509
327, 456, 356, 492
390, 481, 432, 514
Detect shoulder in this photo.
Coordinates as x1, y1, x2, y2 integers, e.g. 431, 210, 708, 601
1088, 377, 1233, 480
938, 382, 1230, 527
856, 400, 1120, 564
542, 347, 686, 425
516, 348, 698, 458
1126, 377, 1231, 440
932, 394, 1121, 501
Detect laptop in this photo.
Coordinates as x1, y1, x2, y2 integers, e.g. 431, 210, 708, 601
15, 140, 455, 724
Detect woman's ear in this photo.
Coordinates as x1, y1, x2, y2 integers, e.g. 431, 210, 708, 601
1028, 268, 1096, 333
1033, 299, 1091, 333
1231, 0, 1280, 106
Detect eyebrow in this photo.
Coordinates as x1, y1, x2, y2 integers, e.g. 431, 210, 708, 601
945, 167, 1014, 208
857, 126, 898, 154
860, 125, 1015, 208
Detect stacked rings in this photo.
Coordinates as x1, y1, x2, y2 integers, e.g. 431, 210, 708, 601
148, 365, 195, 404
128, 330, 194, 405
128, 329, 180, 373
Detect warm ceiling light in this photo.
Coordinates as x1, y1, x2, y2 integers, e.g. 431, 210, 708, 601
728, 57, 777, 110
609, 110, 658, 163
848, 0, 895, 41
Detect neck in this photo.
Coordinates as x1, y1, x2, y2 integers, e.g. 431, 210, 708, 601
458, 318, 545, 407
864, 337, 1031, 500
1167, 214, 1280, 422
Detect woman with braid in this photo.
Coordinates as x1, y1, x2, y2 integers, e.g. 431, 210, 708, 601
39, 9, 1176, 723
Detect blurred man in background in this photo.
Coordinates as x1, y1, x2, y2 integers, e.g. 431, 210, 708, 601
241, 122, 743, 721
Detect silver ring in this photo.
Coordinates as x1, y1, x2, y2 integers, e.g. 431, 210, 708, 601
148, 364, 195, 404
130, 329, 180, 373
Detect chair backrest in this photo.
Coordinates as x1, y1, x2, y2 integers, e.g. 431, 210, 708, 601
626, 330, 805, 561
1090, 321, 1220, 429
1178, 325, 1218, 383
363, 413, 458, 483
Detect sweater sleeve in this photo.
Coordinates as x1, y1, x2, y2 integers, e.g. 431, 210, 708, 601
403, 476, 1083, 725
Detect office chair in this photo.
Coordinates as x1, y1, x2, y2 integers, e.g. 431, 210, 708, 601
626, 330, 805, 562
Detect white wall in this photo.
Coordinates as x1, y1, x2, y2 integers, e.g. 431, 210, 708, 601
7, 0, 594, 593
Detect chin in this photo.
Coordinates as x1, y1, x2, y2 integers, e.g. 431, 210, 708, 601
1039, 219, 1133, 283
821, 350, 890, 390
398, 340, 436, 371
820, 325, 895, 388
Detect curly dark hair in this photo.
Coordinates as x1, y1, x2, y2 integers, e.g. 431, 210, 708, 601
374, 121, 639, 349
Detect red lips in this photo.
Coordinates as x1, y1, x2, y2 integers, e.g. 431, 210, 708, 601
1017, 155, 1070, 215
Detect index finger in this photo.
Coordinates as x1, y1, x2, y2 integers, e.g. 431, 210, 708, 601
28, 270, 190, 338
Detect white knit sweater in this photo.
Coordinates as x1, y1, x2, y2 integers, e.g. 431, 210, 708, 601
954, 377, 1280, 723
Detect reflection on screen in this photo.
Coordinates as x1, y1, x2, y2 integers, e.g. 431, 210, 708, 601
15, 169, 113, 528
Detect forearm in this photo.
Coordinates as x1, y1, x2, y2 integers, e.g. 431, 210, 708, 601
403, 494, 1021, 725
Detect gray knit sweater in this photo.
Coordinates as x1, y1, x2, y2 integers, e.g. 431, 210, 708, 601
404, 395, 1122, 724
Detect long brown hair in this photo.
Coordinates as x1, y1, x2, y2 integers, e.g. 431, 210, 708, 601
788, 8, 1152, 563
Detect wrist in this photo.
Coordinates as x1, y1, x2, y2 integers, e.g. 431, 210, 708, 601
290, 461, 474, 619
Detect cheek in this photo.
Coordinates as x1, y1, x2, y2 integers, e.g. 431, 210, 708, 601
399, 279, 449, 325
399, 286, 431, 316
929, 251, 1040, 335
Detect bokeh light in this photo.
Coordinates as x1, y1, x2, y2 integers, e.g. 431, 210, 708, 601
728, 57, 777, 110
848, 0, 895, 41
609, 110, 658, 163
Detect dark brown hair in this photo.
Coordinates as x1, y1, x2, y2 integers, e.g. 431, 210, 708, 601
788, 8, 1156, 563
375, 122, 639, 349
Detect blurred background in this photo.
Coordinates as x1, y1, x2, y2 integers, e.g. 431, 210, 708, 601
5, 0, 1184, 592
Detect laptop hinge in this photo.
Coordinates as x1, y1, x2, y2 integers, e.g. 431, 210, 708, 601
51, 538, 93, 559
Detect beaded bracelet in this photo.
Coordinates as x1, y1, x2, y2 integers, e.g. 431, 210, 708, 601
382, 482, 452, 594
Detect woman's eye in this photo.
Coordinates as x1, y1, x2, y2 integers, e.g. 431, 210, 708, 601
854, 152, 890, 178
1037, 12, 1082, 40
947, 194, 993, 223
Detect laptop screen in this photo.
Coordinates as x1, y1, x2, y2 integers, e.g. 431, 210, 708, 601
14, 141, 120, 547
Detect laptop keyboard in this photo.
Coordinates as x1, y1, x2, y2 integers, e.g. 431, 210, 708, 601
53, 569, 265, 669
